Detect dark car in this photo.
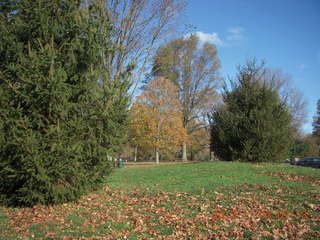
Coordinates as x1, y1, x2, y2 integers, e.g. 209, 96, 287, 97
295, 157, 320, 168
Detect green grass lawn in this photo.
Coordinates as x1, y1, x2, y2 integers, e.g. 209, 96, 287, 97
1, 162, 319, 239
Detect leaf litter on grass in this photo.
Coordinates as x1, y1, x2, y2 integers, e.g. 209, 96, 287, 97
1, 163, 319, 239
260, 171, 320, 187
1, 183, 319, 240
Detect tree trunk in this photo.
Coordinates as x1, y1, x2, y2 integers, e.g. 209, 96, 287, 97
155, 148, 159, 164
182, 142, 187, 162
134, 146, 137, 162
210, 151, 214, 161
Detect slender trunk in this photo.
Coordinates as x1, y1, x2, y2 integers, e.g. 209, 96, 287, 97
155, 148, 159, 164
210, 151, 214, 161
182, 142, 187, 162
134, 146, 137, 162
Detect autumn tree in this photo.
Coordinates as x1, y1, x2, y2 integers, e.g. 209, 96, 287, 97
130, 78, 188, 163
151, 35, 221, 161
210, 60, 293, 162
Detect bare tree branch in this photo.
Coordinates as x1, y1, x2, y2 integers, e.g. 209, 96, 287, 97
104, 0, 186, 98
262, 69, 308, 134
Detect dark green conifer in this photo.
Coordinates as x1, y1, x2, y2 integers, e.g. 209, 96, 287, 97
312, 99, 320, 153
0, 0, 131, 206
210, 60, 292, 162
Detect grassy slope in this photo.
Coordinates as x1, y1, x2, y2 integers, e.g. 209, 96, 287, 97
1, 162, 319, 239
108, 162, 319, 193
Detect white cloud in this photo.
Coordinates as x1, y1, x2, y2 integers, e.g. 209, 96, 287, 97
185, 27, 246, 48
189, 31, 225, 46
227, 27, 245, 41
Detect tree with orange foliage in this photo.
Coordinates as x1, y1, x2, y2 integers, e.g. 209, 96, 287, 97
151, 35, 221, 161
130, 78, 188, 163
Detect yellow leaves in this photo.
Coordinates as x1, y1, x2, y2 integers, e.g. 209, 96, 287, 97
130, 78, 188, 154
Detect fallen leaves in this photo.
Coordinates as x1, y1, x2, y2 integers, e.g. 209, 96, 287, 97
261, 171, 320, 186
1, 185, 319, 240
305, 203, 320, 211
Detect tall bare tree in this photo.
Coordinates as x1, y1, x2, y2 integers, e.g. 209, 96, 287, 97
261, 69, 307, 135
151, 35, 221, 161
91, 0, 186, 96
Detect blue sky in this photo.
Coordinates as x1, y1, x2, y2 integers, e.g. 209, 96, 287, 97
185, 0, 320, 133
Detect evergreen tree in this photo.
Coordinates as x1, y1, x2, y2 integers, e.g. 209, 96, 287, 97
210, 60, 293, 162
312, 99, 320, 152
0, 0, 131, 206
